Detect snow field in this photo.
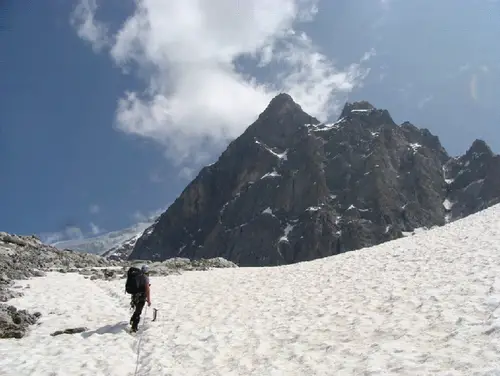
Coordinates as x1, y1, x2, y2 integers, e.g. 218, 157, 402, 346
1, 204, 500, 375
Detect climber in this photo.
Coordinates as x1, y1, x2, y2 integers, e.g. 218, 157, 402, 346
126, 264, 151, 333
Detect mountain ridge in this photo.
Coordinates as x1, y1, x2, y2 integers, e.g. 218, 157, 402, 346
126, 94, 500, 266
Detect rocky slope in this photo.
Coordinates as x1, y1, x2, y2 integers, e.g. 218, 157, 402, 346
0, 232, 115, 296
129, 94, 500, 267
0, 232, 117, 338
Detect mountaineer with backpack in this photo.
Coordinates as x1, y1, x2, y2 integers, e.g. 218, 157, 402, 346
125, 264, 151, 333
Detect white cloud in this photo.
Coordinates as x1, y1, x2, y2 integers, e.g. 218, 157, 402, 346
480, 65, 489, 73
131, 207, 168, 223
179, 167, 196, 181
89, 222, 102, 235
64, 226, 84, 240
417, 94, 434, 109
69, 0, 109, 52
89, 204, 100, 214
132, 211, 147, 222
148, 207, 166, 219
40, 232, 64, 245
41, 226, 85, 245
71, 0, 373, 169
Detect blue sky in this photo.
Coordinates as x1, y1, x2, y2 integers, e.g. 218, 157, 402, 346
1, 0, 499, 243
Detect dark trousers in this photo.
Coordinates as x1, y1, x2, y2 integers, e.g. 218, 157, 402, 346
130, 294, 146, 330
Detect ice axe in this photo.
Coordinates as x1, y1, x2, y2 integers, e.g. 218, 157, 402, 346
152, 308, 158, 322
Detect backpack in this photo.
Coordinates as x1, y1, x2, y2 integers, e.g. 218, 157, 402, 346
125, 267, 146, 294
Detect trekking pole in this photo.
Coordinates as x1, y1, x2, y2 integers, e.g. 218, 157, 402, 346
152, 308, 158, 322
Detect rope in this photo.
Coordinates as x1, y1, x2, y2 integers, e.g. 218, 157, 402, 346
169, 276, 184, 369
133, 304, 148, 376
131, 274, 183, 374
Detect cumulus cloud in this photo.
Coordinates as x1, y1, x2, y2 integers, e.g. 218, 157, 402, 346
71, 0, 374, 169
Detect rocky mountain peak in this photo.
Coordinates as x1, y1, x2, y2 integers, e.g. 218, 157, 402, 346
443, 138, 500, 220
465, 139, 494, 160
240, 93, 319, 151
340, 100, 375, 116
262, 92, 301, 113
129, 94, 500, 267
338, 101, 396, 134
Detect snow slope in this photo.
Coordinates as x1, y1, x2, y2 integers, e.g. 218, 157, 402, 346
2, 204, 500, 375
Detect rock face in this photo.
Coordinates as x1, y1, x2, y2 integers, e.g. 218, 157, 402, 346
130, 94, 500, 266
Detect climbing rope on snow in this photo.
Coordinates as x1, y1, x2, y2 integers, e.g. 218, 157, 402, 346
133, 304, 148, 376
168, 276, 184, 370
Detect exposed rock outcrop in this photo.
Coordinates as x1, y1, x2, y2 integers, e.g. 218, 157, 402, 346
0, 304, 41, 339
50, 327, 88, 337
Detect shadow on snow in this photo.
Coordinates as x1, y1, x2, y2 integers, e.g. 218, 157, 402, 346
81, 321, 129, 338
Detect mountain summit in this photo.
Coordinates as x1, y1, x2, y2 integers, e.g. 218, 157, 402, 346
129, 94, 500, 266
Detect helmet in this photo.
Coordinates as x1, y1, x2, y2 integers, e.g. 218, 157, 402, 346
141, 265, 150, 274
